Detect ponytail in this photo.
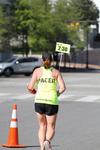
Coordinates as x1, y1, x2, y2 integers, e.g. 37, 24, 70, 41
43, 60, 51, 69
42, 52, 52, 69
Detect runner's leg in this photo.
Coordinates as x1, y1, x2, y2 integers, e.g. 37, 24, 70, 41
46, 114, 57, 141
36, 113, 47, 150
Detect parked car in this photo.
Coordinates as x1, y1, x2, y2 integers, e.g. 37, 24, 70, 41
0, 56, 42, 77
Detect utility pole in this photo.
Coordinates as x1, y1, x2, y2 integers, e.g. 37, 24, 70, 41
86, 29, 89, 69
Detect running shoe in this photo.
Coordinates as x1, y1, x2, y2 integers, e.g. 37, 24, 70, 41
43, 140, 52, 150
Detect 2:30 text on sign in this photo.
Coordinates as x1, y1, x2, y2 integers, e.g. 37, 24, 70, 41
55, 42, 70, 54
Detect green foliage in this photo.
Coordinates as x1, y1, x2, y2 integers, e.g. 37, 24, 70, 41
69, 0, 99, 26
11, 0, 53, 54
54, 0, 70, 21
0, 0, 99, 54
0, 5, 10, 51
54, 0, 99, 49
0, 6, 7, 37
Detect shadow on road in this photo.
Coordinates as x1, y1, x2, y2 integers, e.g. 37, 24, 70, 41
25, 144, 59, 148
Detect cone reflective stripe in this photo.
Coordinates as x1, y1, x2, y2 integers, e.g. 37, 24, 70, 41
10, 120, 18, 128
2, 104, 26, 148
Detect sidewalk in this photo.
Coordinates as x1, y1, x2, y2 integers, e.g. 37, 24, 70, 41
55, 62, 100, 72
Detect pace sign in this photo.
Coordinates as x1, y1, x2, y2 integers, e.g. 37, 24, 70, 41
55, 42, 70, 54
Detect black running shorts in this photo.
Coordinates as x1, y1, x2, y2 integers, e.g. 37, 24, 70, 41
34, 103, 59, 116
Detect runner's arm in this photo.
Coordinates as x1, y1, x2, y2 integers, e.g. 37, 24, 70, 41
57, 71, 66, 95
27, 69, 37, 94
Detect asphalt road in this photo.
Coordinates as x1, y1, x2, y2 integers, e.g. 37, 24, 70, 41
0, 72, 100, 150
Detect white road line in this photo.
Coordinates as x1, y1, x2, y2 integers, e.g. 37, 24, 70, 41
59, 94, 73, 99
70, 84, 100, 88
0, 93, 10, 96
12, 94, 72, 100
12, 94, 34, 100
76, 96, 100, 102
1, 93, 100, 103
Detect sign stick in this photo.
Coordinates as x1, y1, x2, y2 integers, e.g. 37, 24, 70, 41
55, 42, 71, 71
59, 53, 63, 71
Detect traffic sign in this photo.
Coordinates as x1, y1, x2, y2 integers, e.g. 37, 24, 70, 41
55, 42, 70, 54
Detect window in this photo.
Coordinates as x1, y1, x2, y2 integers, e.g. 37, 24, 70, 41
25, 57, 38, 62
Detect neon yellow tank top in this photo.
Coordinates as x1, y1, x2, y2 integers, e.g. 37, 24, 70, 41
35, 67, 58, 105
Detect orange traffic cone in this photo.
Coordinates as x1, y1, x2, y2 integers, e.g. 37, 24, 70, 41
2, 104, 26, 148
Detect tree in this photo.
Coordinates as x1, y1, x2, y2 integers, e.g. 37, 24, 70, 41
69, 0, 99, 24
11, 0, 99, 55
12, 0, 54, 55
0, 5, 8, 51
11, 0, 69, 54
53, 0, 80, 47
54, 0, 99, 49
0, 6, 6, 36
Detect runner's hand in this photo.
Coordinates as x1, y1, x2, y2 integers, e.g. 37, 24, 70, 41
57, 91, 60, 97
28, 88, 36, 94
30, 89, 37, 94
27, 85, 36, 94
